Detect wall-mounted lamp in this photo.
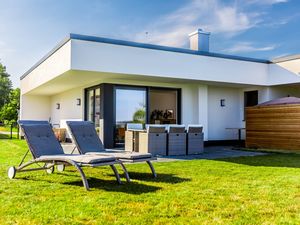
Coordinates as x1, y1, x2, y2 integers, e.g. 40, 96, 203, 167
56, 103, 60, 110
220, 99, 225, 107
76, 98, 81, 106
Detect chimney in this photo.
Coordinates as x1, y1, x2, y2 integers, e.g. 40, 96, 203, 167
189, 29, 210, 52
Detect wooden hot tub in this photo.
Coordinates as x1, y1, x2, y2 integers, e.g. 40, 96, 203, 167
246, 97, 300, 152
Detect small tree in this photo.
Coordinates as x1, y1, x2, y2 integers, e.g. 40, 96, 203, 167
132, 108, 146, 123
0, 88, 20, 124
0, 62, 12, 108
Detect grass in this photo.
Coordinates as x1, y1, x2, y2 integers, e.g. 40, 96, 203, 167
0, 125, 18, 132
1, 139, 300, 224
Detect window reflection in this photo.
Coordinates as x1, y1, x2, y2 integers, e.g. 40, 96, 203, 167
115, 88, 146, 146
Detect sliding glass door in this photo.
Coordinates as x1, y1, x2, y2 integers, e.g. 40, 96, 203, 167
114, 87, 146, 147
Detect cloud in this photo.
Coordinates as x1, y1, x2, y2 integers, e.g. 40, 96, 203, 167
133, 0, 263, 47
133, 0, 290, 48
224, 42, 276, 53
246, 0, 288, 5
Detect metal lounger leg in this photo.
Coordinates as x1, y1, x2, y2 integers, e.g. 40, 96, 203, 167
119, 162, 131, 182
146, 161, 157, 178
18, 149, 30, 167
70, 162, 90, 191
110, 165, 121, 184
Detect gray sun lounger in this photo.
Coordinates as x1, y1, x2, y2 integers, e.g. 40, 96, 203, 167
8, 121, 130, 190
66, 121, 157, 178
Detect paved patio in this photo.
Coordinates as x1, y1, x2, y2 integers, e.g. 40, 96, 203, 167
156, 146, 268, 162
62, 144, 268, 162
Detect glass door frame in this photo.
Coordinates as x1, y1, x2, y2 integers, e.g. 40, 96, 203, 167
84, 84, 101, 123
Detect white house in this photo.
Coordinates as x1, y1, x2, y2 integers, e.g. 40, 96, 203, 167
20, 29, 300, 148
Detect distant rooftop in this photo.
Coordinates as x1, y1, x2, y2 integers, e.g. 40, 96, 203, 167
272, 54, 300, 63
21, 33, 271, 80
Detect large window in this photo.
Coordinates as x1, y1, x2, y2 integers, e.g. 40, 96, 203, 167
114, 87, 146, 147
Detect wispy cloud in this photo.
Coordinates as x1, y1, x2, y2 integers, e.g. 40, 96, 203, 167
133, 0, 289, 48
224, 42, 276, 53
134, 0, 261, 47
246, 0, 288, 5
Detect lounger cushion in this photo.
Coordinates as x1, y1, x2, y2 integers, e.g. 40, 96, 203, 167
39, 154, 116, 164
87, 151, 152, 160
21, 124, 65, 158
67, 121, 105, 153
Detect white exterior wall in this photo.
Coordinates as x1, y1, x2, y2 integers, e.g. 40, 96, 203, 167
44, 81, 245, 141
71, 39, 270, 86
21, 41, 71, 95
20, 95, 51, 120
207, 86, 242, 140
50, 88, 84, 126
268, 86, 300, 99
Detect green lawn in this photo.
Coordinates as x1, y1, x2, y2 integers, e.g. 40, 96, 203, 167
0, 125, 18, 133
1, 140, 300, 224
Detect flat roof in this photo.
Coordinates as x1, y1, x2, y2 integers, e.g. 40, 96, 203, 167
20, 33, 271, 80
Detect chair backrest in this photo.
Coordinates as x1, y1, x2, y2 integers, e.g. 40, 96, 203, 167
18, 120, 49, 125
168, 125, 186, 133
20, 124, 64, 158
127, 123, 144, 130
187, 125, 203, 133
66, 121, 105, 154
145, 124, 166, 133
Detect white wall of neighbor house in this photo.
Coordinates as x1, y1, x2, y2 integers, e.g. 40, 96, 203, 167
275, 58, 300, 75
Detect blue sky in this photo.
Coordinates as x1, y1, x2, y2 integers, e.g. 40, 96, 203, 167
0, 0, 300, 87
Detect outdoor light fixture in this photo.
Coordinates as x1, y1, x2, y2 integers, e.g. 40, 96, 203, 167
76, 98, 81, 106
220, 99, 225, 107
56, 103, 60, 110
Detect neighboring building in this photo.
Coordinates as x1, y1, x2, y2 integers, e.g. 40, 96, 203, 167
20, 29, 300, 148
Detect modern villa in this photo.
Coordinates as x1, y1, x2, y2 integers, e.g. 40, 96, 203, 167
20, 29, 300, 148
